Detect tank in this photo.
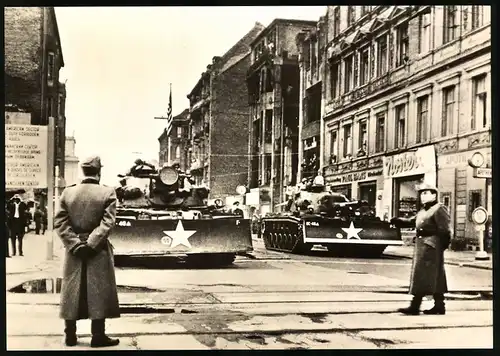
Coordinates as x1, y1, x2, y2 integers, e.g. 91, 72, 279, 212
260, 184, 402, 257
108, 159, 253, 266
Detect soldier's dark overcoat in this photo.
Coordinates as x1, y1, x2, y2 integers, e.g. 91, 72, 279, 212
54, 179, 120, 320
407, 202, 451, 296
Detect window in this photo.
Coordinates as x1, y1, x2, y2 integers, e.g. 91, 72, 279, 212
330, 61, 340, 99
347, 6, 356, 27
443, 6, 458, 44
395, 104, 406, 147
358, 120, 367, 153
311, 39, 317, 74
344, 55, 353, 93
330, 130, 338, 163
343, 124, 352, 158
376, 35, 388, 76
333, 7, 340, 37
359, 47, 369, 85
396, 22, 409, 67
47, 52, 55, 81
416, 95, 429, 143
441, 86, 455, 137
440, 192, 451, 212
472, 74, 487, 130
58, 94, 63, 116
175, 146, 181, 160
418, 12, 431, 54
471, 6, 484, 30
360, 6, 370, 17
178, 127, 184, 138
304, 42, 311, 70
375, 113, 385, 152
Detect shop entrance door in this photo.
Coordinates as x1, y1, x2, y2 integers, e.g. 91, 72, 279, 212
358, 181, 377, 207
331, 184, 352, 200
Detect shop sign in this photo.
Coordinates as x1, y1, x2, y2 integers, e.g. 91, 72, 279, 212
384, 146, 436, 179
328, 169, 383, 184
473, 167, 492, 179
438, 148, 491, 169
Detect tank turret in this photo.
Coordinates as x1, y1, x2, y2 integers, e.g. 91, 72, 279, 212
116, 160, 209, 210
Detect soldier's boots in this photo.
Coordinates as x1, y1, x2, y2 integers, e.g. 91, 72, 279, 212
64, 320, 78, 347
91, 319, 120, 348
397, 295, 422, 315
423, 294, 446, 315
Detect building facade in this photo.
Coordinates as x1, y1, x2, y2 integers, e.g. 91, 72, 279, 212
187, 22, 265, 201
246, 19, 317, 214
64, 136, 79, 186
158, 108, 191, 172
312, 5, 490, 249
5, 6, 67, 207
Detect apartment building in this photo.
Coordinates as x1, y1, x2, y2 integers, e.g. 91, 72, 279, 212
246, 19, 316, 214
158, 108, 190, 172
187, 22, 264, 201
316, 5, 490, 249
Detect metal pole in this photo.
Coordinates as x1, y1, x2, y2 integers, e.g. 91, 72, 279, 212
46, 116, 55, 260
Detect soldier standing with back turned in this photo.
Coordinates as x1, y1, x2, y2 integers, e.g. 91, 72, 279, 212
54, 156, 120, 347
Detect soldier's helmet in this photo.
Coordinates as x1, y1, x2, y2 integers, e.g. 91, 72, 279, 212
81, 155, 103, 169
417, 182, 438, 194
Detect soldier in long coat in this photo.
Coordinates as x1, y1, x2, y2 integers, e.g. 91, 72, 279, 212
54, 156, 120, 347
391, 183, 452, 315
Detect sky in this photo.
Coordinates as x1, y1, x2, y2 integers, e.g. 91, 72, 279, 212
55, 6, 327, 186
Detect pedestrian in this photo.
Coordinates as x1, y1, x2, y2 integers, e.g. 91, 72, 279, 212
41, 206, 48, 234
54, 155, 120, 348
7, 194, 28, 256
5, 201, 11, 258
34, 206, 43, 235
232, 201, 244, 217
391, 183, 451, 316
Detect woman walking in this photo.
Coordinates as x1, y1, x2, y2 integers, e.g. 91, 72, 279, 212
391, 183, 452, 315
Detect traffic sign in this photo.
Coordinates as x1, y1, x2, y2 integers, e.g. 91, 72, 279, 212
473, 167, 492, 179
471, 207, 488, 225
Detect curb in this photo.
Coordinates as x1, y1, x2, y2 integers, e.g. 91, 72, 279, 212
384, 253, 492, 271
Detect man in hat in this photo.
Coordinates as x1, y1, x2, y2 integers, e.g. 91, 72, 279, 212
7, 194, 28, 256
54, 155, 120, 347
233, 201, 244, 218
391, 183, 451, 316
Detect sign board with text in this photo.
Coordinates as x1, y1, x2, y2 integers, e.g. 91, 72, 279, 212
383, 145, 436, 179
5, 124, 48, 189
473, 167, 492, 179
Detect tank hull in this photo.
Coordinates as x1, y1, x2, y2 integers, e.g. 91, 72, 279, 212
109, 213, 253, 263
261, 215, 402, 256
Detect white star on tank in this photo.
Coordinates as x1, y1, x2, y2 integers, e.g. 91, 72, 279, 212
163, 221, 196, 249
341, 221, 363, 240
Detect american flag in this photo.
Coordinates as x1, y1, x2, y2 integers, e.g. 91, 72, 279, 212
166, 84, 173, 135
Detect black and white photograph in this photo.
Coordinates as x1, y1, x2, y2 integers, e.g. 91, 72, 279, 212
4, 5, 493, 350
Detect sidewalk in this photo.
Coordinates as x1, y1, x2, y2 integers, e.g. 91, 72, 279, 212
384, 245, 493, 271
6, 232, 63, 275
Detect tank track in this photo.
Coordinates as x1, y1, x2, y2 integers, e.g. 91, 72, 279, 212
261, 218, 312, 254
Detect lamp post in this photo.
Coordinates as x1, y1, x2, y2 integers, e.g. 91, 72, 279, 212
468, 151, 491, 261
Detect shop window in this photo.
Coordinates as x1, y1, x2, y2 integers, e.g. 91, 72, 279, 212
359, 181, 377, 207
395, 176, 423, 218
331, 185, 352, 200
468, 190, 482, 221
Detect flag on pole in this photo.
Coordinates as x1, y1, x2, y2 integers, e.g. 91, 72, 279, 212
166, 84, 173, 135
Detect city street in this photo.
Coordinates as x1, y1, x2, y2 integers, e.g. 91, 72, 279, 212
6, 235, 493, 350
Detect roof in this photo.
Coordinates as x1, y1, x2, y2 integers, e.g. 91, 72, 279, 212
49, 7, 64, 67
249, 18, 317, 47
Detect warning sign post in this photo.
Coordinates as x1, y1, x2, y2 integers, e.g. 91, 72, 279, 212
5, 124, 48, 189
